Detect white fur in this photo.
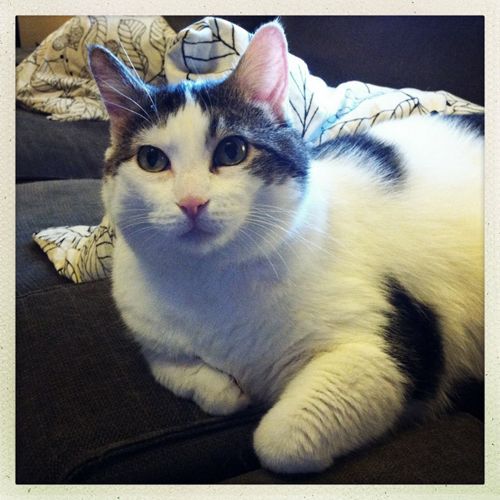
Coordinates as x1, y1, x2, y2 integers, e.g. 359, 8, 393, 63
104, 111, 483, 474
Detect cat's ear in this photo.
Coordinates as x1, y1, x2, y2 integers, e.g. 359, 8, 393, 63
229, 22, 289, 119
87, 45, 149, 133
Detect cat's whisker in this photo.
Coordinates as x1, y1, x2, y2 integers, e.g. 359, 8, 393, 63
251, 209, 341, 248
252, 203, 299, 214
244, 217, 302, 262
133, 226, 163, 250
120, 226, 154, 238
251, 206, 330, 236
243, 223, 292, 277
119, 216, 151, 223
98, 78, 155, 123
101, 98, 153, 124
118, 216, 153, 228
119, 224, 151, 234
245, 213, 337, 257
238, 227, 280, 280
119, 211, 151, 218
249, 206, 330, 237
117, 38, 160, 122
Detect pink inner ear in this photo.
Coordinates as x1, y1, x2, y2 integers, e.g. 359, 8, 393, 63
88, 46, 145, 133
235, 24, 289, 118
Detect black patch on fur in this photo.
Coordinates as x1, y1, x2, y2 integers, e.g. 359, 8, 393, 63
209, 114, 219, 139
313, 134, 404, 184
383, 277, 444, 402
192, 81, 309, 185
440, 113, 484, 136
152, 83, 188, 122
104, 82, 188, 176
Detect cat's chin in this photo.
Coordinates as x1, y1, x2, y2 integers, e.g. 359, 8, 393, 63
176, 226, 266, 264
179, 227, 217, 245
173, 225, 233, 257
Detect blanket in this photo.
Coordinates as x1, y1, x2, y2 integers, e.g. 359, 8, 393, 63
19, 16, 483, 283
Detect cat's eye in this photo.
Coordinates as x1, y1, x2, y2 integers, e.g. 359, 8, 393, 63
213, 136, 248, 167
137, 146, 170, 172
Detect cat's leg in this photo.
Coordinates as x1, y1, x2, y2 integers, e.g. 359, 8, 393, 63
148, 357, 250, 416
253, 342, 407, 473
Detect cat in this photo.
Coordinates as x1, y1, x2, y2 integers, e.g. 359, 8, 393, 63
88, 21, 484, 474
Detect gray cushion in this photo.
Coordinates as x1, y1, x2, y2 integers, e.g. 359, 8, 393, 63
16, 179, 103, 296
16, 109, 109, 182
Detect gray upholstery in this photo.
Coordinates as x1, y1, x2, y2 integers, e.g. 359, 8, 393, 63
16, 109, 109, 182
223, 413, 484, 484
16, 179, 103, 296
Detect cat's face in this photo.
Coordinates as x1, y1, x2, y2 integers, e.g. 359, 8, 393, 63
90, 22, 309, 264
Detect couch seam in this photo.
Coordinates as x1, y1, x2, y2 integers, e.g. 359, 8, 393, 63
16, 280, 108, 300
62, 407, 265, 483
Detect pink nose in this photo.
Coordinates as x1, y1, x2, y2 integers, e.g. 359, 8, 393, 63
177, 197, 209, 220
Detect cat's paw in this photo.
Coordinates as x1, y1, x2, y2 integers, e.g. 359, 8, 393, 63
193, 369, 250, 416
151, 360, 250, 416
253, 405, 334, 474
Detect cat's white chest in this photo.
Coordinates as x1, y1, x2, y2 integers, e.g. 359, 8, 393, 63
112, 236, 300, 397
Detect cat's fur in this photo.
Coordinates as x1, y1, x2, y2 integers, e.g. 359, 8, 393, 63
89, 22, 483, 474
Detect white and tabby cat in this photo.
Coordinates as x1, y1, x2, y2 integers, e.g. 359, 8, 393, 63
88, 22, 483, 474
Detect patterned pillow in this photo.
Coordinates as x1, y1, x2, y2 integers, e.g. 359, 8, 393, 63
16, 16, 175, 121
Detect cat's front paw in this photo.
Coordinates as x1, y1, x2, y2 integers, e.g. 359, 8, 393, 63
193, 369, 250, 416
151, 360, 250, 416
254, 405, 334, 474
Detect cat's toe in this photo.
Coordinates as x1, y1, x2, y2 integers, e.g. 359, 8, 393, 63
253, 408, 334, 474
197, 386, 250, 416
195, 374, 251, 416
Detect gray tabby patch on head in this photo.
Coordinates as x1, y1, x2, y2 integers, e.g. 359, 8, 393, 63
88, 22, 309, 184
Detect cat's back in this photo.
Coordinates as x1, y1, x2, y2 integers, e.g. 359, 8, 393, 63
313, 113, 483, 191
371, 113, 483, 188
311, 113, 483, 232
308, 113, 483, 352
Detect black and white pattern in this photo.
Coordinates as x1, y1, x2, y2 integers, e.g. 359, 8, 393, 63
16, 16, 174, 121
33, 215, 115, 283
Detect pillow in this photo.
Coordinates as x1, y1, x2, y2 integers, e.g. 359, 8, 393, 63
16, 16, 175, 121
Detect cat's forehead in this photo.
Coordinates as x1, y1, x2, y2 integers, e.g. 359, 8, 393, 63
153, 80, 265, 137
137, 92, 211, 157
135, 81, 260, 150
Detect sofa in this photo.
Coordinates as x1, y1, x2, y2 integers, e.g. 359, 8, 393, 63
16, 16, 484, 484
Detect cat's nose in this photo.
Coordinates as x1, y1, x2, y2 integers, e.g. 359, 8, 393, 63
177, 197, 210, 220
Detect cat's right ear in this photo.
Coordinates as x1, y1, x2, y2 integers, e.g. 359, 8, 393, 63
228, 22, 289, 120
87, 45, 147, 133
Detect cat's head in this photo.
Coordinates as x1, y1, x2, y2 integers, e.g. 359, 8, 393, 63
88, 22, 309, 265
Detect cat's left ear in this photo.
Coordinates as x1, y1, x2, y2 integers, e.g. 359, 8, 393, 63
229, 22, 289, 120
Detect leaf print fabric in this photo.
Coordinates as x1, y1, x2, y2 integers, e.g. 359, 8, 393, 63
33, 215, 115, 283
16, 16, 174, 121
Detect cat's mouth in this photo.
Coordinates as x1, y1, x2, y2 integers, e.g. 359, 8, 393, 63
179, 226, 216, 244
